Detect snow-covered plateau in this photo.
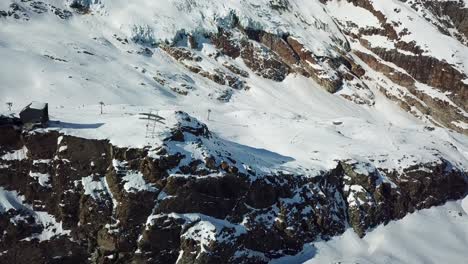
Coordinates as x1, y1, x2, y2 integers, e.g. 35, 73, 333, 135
0, 0, 467, 263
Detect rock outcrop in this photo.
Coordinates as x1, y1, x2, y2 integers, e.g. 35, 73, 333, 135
324, 0, 468, 133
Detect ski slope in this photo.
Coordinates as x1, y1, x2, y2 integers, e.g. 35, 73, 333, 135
1, 1, 467, 174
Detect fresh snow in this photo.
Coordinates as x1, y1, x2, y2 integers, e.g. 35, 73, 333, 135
326, 1, 380, 32
147, 212, 247, 260
122, 171, 157, 193
29, 211, 71, 242
0, 146, 29, 161
0, 187, 26, 213
112, 160, 157, 193
349, 0, 468, 73
28, 101, 47, 110
58, 145, 68, 152
29, 171, 52, 188
79, 175, 109, 200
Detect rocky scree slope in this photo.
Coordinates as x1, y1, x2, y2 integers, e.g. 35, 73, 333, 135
0, 112, 467, 263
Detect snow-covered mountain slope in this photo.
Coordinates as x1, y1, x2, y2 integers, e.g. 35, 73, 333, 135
1, 0, 467, 173
0, 0, 467, 263
1, 0, 467, 132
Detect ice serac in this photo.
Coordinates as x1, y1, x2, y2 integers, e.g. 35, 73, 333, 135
0, 114, 466, 263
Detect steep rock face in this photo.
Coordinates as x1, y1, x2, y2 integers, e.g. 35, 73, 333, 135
240, 40, 291, 82
210, 26, 373, 104
1, 113, 466, 263
148, 11, 374, 105
370, 46, 467, 112
419, 0, 468, 44
354, 49, 466, 129
324, 0, 468, 133
340, 159, 467, 237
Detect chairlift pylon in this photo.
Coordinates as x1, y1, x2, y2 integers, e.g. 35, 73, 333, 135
139, 111, 165, 139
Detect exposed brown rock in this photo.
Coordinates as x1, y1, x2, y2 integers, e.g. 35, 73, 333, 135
241, 40, 291, 82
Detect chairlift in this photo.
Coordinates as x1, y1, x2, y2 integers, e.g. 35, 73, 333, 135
139, 112, 166, 121
139, 112, 165, 139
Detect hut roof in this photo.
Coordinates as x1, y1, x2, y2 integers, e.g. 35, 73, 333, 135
21, 101, 47, 112
29, 101, 47, 110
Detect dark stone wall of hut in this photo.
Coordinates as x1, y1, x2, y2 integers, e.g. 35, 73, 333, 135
19, 107, 48, 125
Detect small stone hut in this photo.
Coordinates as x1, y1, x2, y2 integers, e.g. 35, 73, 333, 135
19, 101, 49, 128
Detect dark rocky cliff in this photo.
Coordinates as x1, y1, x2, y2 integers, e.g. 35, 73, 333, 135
1, 112, 466, 263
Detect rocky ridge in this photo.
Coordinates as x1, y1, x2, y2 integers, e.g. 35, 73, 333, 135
0, 112, 466, 263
